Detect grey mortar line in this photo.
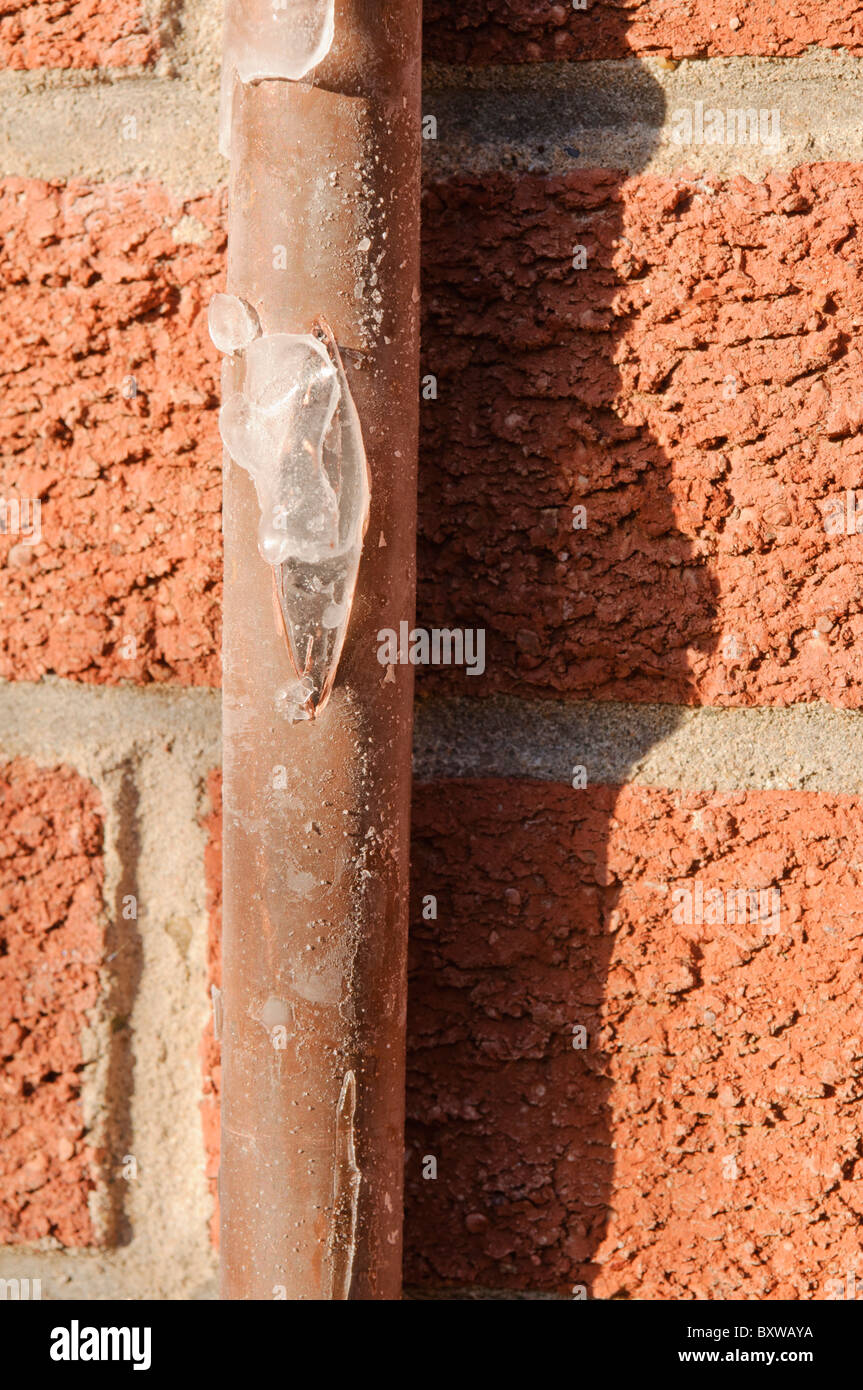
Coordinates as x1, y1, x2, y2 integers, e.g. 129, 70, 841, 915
421, 51, 863, 179
413, 694, 863, 794
0, 679, 861, 794
1, 51, 863, 194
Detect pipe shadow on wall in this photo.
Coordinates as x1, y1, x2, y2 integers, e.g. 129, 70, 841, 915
406, 54, 722, 1295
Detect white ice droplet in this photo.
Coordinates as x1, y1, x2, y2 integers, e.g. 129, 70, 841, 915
322, 600, 346, 629
208, 293, 261, 354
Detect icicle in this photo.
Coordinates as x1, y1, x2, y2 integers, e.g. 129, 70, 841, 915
212, 299, 370, 718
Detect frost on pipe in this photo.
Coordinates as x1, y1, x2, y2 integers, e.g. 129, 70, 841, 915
211, 295, 370, 718
219, 0, 335, 157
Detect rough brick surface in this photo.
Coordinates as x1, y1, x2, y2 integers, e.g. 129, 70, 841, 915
425, 1, 863, 63
0, 179, 224, 685
8, 169, 863, 702
405, 780, 863, 1297
201, 770, 221, 1248
0, 759, 103, 1245
420, 166, 863, 708
0, 0, 157, 70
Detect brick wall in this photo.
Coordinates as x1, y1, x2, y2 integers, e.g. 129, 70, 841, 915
2, 0, 863, 1299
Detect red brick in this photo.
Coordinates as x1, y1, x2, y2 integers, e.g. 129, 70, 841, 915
200, 770, 221, 1248
0, 0, 157, 70
10, 167, 863, 704
203, 774, 863, 1294
0, 759, 103, 1245
405, 780, 863, 1297
420, 166, 863, 707
0, 179, 224, 685
424, 1, 863, 63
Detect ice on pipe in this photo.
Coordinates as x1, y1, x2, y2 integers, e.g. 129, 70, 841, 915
219, 0, 335, 158
208, 293, 261, 355
216, 318, 370, 719
220, 334, 342, 568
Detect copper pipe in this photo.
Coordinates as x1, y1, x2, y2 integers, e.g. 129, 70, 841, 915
218, 0, 421, 1299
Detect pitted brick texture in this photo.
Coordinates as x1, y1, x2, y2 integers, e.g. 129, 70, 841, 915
0, 0, 157, 70
0, 179, 224, 685
425, 1, 863, 63
8, 169, 863, 701
0, 759, 103, 1245
405, 780, 863, 1297
420, 166, 863, 708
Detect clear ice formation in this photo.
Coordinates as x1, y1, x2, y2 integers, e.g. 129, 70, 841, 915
219, 0, 336, 157
208, 292, 261, 354
212, 296, 370, 719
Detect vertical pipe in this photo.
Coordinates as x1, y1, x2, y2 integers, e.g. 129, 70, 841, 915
218, 0, 421, 1299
